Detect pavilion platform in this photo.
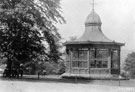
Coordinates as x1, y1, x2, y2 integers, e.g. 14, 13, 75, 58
61, 73, 128, 80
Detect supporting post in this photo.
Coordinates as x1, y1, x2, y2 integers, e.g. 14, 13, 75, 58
88, 48, 90, 74
118, 49, 121, 75
110, 49, 113, 74
118, 75, 122, 86
70, 48, 73, 73
75, 75, 77, 83
109, 49, 111, 74
38, 71, 40, 79
69, 49, 71, 73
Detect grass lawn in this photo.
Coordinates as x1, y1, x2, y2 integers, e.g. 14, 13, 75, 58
0, 74, 135, 92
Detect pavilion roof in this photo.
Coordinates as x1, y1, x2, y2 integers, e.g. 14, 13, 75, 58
65, 10, 124, 46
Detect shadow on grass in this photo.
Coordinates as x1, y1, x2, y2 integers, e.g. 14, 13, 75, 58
0, 75, 94, 84
0, 75, 134, 87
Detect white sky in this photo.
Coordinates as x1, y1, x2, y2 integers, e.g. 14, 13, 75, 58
57, 0, 135, 50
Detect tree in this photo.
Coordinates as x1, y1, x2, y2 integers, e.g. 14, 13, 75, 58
123, 52, 135, 78
57, 60, 65, 74
0, 0, 65, 76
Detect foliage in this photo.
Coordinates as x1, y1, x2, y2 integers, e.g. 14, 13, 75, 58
33, 60, 65, 75
0, 0, 65, 77
57, 60, 65, 74
0, 0, 65, 63
123, 52, 135, 78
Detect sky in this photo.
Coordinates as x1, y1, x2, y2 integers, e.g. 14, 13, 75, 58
57, 0, 135, 50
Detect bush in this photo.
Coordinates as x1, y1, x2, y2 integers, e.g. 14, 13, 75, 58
123, 52, 135, 78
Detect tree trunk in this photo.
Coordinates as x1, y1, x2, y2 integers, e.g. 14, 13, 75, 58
6, 59, 12, 77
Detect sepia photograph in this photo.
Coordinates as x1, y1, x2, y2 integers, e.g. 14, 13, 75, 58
0, 0, 135, 92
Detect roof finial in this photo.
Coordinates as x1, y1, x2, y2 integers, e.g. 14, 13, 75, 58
92, 0, 95, 11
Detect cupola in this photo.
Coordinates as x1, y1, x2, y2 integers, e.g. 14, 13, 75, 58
85, 10, 102, 27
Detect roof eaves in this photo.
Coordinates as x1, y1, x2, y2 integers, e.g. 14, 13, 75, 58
64, 41, 125, 46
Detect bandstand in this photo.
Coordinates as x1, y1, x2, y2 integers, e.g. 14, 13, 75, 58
62, 7, 124, 79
